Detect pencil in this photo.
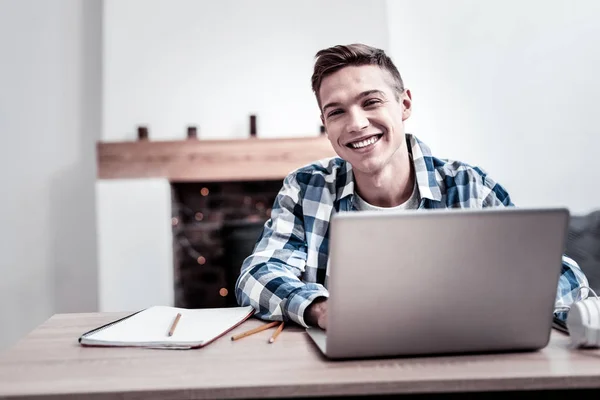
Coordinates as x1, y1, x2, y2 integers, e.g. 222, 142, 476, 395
168, 313, 182, 337
268, 322, 284, 344
231, 321, 279, 341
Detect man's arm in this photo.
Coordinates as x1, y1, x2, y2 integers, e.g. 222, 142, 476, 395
235, 173, 329, 328
479, 168, 590, 322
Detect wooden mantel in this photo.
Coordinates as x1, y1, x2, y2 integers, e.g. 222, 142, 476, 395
97, 136, 337, 182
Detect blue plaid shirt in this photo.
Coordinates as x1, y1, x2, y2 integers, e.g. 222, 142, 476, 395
235, 134, 588, 327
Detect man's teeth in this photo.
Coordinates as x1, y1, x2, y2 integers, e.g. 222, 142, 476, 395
350, 135, 379, 149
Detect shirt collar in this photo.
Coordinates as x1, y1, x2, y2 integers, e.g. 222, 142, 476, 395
407, 133, 443, 202
337, 133, 442, 203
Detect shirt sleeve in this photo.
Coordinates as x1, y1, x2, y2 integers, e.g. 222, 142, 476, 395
234, 173, 328, 328
478, 168, 590, 322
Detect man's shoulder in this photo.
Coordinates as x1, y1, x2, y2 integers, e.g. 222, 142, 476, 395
280, 157, 351, 207
410, 134, 494, 189
431, 155, 493, 186
288, 156, 348, 186
428, 154, 510, 206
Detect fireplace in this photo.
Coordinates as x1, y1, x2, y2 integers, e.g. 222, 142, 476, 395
171, 180, 282, 308
96, 135, 336, 311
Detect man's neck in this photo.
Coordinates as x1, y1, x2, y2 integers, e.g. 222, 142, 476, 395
353, 151, 415, 208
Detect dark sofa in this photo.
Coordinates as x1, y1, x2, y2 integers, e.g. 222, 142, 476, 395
566, 210, 600, 293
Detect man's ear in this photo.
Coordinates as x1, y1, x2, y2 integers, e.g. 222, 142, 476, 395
320, 114, 327, 135
401, 89, 412, 121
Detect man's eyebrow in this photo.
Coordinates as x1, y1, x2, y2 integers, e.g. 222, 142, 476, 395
358, 90, 387, 99
322, 101, 343, 112
322, 90, 387, 112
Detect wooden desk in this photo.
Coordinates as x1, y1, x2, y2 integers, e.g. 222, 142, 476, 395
1, 312, 600, 399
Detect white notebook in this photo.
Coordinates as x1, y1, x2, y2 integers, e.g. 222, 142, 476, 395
79, 305, 255, 349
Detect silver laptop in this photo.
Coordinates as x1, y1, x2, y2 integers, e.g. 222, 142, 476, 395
306, 207, 569, 360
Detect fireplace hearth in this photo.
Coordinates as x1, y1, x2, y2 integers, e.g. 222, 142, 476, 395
171, 180, 283, 308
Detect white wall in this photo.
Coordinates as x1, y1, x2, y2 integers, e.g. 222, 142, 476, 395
387, 0, 600, 215
97, 179, 173, 312
0, 0, 101, 350
103, 0, 389, 141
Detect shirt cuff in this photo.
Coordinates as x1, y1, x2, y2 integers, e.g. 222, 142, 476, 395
553, 310, 568, 323
284, 283, 329, 328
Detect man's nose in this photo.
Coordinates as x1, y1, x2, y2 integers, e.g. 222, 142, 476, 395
345, 108, 369, 134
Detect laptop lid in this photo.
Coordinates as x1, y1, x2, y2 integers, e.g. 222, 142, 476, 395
321, 207, 568, 359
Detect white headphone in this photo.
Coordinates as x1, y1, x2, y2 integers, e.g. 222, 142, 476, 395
565, 286, 600, 348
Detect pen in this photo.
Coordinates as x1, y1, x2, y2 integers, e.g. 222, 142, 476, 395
168, 313, 182, 337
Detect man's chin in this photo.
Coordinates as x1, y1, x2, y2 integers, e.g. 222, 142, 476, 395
348, 159, 384, 176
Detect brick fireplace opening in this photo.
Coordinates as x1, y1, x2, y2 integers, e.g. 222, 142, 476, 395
171, 180, 283, 309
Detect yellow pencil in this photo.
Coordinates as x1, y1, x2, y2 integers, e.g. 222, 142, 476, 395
168, 313, 182, 337
268, 322, 284, 344
231, 321, 279, 341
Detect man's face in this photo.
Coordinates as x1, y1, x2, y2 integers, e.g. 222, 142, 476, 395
319, 65, 411, 175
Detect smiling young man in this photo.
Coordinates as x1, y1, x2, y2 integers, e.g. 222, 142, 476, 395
235, 43, 588, 330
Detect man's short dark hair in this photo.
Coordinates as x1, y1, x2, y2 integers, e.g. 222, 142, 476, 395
311, 43, 405, 109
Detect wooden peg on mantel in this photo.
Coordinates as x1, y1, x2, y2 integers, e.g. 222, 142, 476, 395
187, 126, 198, 139
137, 126, 149, 140
249, 115, 257, 137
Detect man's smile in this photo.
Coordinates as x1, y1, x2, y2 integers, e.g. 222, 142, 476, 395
346, 133, 383, 151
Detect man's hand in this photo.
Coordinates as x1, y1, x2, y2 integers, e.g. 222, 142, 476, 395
305, 297, 328, 330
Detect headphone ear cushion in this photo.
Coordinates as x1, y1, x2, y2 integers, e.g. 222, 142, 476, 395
590, 299, 600, 347
567, 301, 587, 347
583, 299, 599, 347
567, 298, 600, 348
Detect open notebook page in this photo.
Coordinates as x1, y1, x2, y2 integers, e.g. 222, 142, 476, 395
84, 306, 254, 347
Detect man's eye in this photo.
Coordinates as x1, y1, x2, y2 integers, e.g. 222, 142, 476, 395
364, 99, 381, 107
327, 109, 343, 118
